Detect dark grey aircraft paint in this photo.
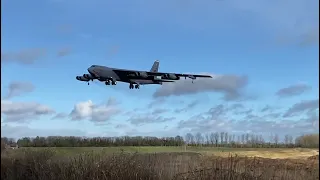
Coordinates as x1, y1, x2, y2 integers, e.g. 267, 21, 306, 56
76, 60, 212, 89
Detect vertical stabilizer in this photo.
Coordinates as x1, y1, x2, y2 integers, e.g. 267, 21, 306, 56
150, 60, 160, 72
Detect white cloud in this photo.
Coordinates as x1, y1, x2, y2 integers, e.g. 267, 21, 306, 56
69, 98, 121, 123
3, 81, 35, 99
1, 100, 55, 123
1, 48, 47, 65
276, 83, 312, 97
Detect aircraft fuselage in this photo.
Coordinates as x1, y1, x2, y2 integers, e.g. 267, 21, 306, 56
87, 65, 161, 85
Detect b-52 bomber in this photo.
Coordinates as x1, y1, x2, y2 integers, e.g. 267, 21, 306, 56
76, 60, 212, 89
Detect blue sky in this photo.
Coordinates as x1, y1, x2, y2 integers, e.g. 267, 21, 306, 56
1, 0, 319, 140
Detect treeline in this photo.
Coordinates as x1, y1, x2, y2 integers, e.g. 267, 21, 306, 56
1, 133, 319, 148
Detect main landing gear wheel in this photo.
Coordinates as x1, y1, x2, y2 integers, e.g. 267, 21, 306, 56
106, 80, 116, 85
129, 83, 134, 89
135, 84, 140, 89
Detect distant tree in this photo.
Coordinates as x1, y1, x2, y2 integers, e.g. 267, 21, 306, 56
185, 133, 194, 145
2, 132, 317, 148
295, 134, 319, 148
220, 132, 224, 145
214, 133, 219, 147
195, 132, 203, 146
224, 132, 229, 145
209, 133, 215, 146
274, 134, 279, 147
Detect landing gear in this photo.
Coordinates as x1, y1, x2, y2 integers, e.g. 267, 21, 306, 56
87, 79, 93, 85
105, 80, 117, 86
129, 83, 139, 89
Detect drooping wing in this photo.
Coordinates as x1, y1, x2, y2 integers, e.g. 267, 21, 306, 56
147, 72, 212, 78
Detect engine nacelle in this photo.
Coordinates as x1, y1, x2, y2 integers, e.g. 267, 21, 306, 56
161, 73, 180, 80
136, 71, 148, 78
83, 74, 94, 79
76, 76, 89, 81
188, 75, 196, 80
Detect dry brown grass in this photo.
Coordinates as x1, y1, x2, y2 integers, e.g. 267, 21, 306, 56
202, 148, 319, 159
1, 148, 319, 180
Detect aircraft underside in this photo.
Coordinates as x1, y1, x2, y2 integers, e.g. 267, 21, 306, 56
76, 74, 144, 89
104, 79, 141, 89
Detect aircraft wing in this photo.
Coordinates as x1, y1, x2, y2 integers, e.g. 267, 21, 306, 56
147, 72, 212, 79
111, 68, 212, 80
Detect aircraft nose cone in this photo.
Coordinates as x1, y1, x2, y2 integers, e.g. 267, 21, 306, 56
87, 67, 93, 73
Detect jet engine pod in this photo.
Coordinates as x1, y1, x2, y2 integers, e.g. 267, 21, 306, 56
188, 75, 196, 80
162, 73, 180, 80
136, 71, 148, 78
76, 76, 89, 81
83, 74, 93, 79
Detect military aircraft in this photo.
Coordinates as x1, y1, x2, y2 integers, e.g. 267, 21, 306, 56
76, 60, 212, 89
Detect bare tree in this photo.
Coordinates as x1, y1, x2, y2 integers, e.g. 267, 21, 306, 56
214, 132, 219, 147
241, 134, 245, 145
220, 132, 224, 145
274, 134, 279, 147
245, 133, 250, 145
237, 135, 241, 143
288, 135, 293, 146
224, 132, 229, 145
185, 133, 193, 145
228, 134, 232, 143
195, 132, 203, 146
284, 134, 289, 147
205, 133, 210, 146
209, 133, 215, 146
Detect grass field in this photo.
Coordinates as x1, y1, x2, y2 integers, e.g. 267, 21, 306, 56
17, 146, 319, 159
2, 146, 319, 180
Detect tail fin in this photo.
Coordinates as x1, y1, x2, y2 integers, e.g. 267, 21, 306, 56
150, 60, 159, 72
